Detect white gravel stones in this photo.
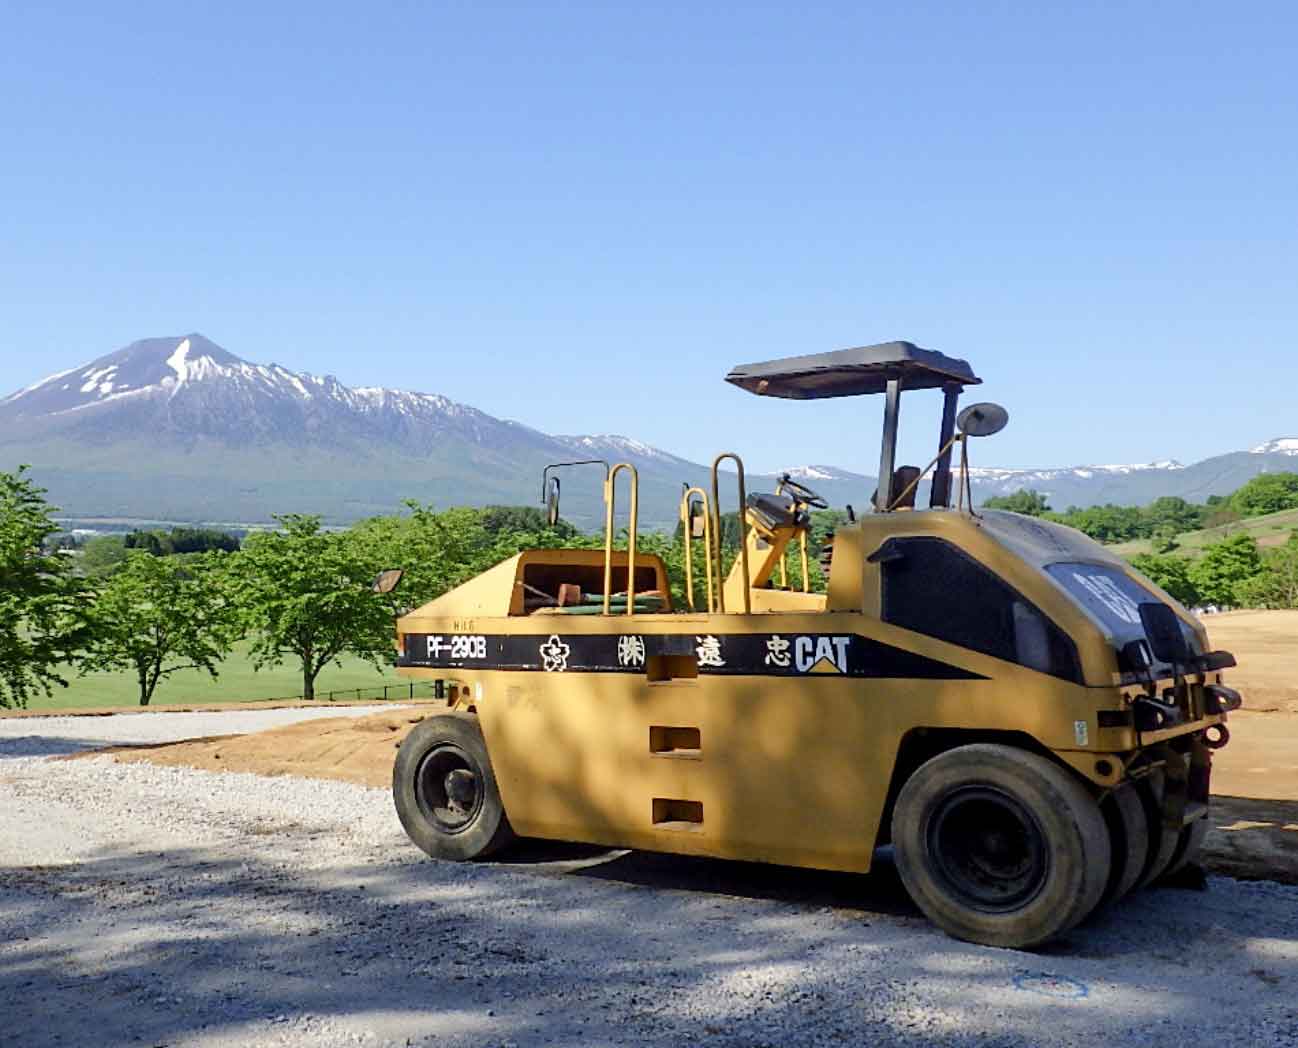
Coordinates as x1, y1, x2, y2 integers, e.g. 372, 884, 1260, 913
1, 710, 1297, 1047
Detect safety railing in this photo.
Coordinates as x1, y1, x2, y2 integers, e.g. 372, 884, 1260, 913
710, 452, 751, 614
603, 461, 640, 615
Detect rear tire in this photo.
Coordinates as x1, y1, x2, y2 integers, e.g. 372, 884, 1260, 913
393, 714, 516, 861
892, 744, 1111, 949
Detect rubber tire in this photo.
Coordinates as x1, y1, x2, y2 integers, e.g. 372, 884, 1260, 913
1097, 783, 1151, 908
1161, 818, 1209, 881
393, 714, 516, 861
1133, 770, 1180, 889
892, 744, 1112, 949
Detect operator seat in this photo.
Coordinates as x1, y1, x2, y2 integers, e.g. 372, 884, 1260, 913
745, 492, 810, 531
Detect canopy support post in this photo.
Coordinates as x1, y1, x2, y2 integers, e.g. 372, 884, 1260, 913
874, 378, 902, 512
929, 384, 962, 508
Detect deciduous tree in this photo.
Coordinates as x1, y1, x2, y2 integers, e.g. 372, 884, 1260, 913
1188, 532, 1263, 607
232, 516, 396, 700
79, 551, 238, 706
1236, 532, 1298, 609
0, 468, 84, 709
982, 490, 1052, 516
1128, 552, 1199, 607
1230, 472, 1298, 517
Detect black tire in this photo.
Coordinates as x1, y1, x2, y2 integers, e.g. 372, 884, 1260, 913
891, 744, 1112, 949
1161, 818, 1209, 880
1098, 783, 1151, 908
1133, 770, 1179, 889
393, 714, 516, 861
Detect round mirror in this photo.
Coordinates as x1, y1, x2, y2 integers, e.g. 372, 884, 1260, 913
957, 402, 1009, 437
546, 477, 562, 527
371, 569, 404, 595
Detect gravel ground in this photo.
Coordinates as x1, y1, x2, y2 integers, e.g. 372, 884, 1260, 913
2, 712, 1296, 1047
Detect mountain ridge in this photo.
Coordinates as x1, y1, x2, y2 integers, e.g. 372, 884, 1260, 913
2, 334, 1294, 527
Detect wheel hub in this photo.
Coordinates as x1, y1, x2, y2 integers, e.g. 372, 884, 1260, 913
414, 744, 485, 834
927, 785, 1049, 913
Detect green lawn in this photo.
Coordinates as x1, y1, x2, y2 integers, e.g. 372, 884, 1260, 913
29, 641, 413, 711
1112, 507, 1298, 560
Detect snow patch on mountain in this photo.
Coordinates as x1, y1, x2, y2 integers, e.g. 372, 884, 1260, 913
967, 460, 1185, 481
165, 338, 192, 387
1251, 437, 1298, 456
554, 434, 687, 464
3, 365, 79, 403
781, 465, 862, 482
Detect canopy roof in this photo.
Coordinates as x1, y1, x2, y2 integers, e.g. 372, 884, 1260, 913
725, 341, 980, 400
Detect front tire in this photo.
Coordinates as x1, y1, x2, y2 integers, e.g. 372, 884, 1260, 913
1161, 818, 1209, 880
892, 744, 1112, 949
1098, 783, 1151, 908
393, 714, 516, 861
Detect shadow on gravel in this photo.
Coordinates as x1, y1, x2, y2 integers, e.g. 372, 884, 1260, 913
2, 840, 1296, 1048
1202, 796, 1298, 885
494, 838, 920, 917
0, 736, 118, 759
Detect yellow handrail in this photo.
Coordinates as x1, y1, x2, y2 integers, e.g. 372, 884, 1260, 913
603, 461, 639, 616
678, 486, 715, 612
710, 452, 751, 615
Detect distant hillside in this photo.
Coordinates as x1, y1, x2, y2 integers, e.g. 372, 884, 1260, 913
2, 333, 1295, 530
1113, 507, 1298, 559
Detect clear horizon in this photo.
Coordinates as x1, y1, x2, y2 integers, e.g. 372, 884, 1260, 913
2, 3, 1294, 475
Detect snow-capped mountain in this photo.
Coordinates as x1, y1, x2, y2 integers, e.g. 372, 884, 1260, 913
0, 334, 557, 454
967, 460, 1185, 486
0, 334, 710, 526
778, 443, 1298, 513
2, 333, 1295, 527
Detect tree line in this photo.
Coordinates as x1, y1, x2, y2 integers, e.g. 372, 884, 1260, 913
982, 472, 1298, 547
4, 468, 823, 710
8, 462, 1291, 711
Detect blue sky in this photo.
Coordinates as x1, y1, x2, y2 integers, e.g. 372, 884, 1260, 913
1, 2, 1294, 474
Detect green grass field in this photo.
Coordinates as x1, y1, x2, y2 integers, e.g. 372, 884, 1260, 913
29, 641, 410, 711
1112, 507, 1298, 559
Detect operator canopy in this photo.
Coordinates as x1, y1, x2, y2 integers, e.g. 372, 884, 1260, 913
725, 341, 980, 400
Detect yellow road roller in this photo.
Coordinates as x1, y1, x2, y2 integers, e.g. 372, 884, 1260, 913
390, 341, 1240, 948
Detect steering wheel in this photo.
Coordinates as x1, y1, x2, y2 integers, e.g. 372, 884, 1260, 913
779, 474, 830, 509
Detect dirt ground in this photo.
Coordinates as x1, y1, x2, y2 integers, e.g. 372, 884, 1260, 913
1202, 609, 1298, 714
72, 610, 1298, 884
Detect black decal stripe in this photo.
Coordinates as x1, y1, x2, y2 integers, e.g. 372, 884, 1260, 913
398, 633, 985, 681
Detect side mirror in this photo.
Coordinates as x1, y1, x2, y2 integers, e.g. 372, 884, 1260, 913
1138, 601, 1190, 665
957, 402, 1010, 437
372, 569, 404, 595
546, 477, 561, 528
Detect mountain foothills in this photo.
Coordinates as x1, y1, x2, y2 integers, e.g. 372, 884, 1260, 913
1, 334, 1295, 529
